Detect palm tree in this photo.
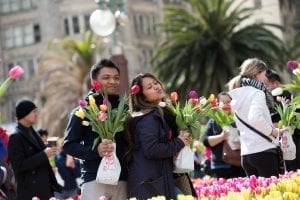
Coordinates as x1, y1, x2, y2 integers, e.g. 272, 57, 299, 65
33, 30, 98, 137
153, 0, 286, 98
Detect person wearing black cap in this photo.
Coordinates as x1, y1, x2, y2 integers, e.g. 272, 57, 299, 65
7, 99, 62, 200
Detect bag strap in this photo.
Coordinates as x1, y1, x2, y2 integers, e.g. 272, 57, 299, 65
235, 113, 274, 144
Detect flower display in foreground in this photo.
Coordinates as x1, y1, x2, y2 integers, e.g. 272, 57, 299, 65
0, 65, 24, 98
75, 81, 128, 149
284, 60, 300, 93
192, 171, 300, 199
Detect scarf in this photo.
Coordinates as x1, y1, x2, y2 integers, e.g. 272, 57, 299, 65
240, 77, 276, 114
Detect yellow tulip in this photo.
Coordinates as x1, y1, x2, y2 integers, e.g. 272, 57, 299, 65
75, 108, 85, 119
88, 95, 97, 111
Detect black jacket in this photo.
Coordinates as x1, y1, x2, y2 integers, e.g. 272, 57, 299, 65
8, 123, 61, 200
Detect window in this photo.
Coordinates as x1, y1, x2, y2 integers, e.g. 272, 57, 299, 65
24, 24, 34, 45
21, 0, 31, 10
3, 24, 41, 49
4, 28, 13, 48
64, 18, 70, 35
0, 0, 37, 13
72, 16, 80, 34
254, 0, 262, 8
33, 24, 40, 42
84, 15, 90, 30
13, 27, 22, 47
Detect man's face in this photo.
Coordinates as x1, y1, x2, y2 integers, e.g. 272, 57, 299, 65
96, 67, 120, 95
266, 80, 280, 91
23, 109, 38, 125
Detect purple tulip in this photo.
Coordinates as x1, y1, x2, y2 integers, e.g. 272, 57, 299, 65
287, 60, 298, 70
103, 98, 109, 105
188, 90, 198, 99
78, 99, 87, 108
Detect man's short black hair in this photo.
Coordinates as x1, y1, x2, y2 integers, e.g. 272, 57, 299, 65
90, 59, 120, 80
266, 69, 281, 83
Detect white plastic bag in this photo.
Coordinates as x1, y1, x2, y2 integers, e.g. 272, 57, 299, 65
96, 143, 121, 185
173, 145, 194, 173
280, 128, 296, 160
222, 126, 240, 150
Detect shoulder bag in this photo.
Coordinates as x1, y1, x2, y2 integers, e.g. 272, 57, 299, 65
235, 114, 285, 174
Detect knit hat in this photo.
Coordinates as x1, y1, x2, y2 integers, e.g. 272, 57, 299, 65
15, 100, 37, 120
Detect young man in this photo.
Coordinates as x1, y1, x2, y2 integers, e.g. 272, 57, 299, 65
8, 100, 61, 199
63, 59, 127, 200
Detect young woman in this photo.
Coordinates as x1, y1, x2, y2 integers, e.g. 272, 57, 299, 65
124, 73, 191, 200
202, 92, 246, 178
228, 58, 286, 177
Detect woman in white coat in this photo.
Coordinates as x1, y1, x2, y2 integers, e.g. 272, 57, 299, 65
228, 58, 286, 177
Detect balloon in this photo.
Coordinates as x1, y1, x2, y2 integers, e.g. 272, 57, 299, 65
89, 9, 116, 37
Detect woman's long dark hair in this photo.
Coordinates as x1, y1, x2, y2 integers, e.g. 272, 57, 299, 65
123, 73, 166, 162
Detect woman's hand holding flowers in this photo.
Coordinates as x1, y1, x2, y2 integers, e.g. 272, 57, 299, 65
178, 130, 193, 146
98, 139, 114, 157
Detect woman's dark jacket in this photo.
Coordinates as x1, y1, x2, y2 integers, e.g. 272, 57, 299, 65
127, 108, 185, 200
8, 123, 61, 200
63, 90, 128, 184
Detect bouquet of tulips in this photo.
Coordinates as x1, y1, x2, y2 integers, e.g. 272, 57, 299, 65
75, 81, 128, 150
167, 90, 208, 173
167, 90, 206, 140
205, 95, 234, 128
275, 96, 300, 132
75, 80, 128, 185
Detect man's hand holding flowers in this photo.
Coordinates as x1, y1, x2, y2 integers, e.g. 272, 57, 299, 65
98, 139, 114, 157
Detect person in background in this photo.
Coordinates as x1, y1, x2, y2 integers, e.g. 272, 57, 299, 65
191, 140, 205, 179
8, 99, 61, 199
55, 139, 80, 200
37, 128, 49, 145
266, 69, 299, 171
202, 92, 246, 178
124, 73, 192, 199
228, 58, 287, 177
63, 59, 127, 200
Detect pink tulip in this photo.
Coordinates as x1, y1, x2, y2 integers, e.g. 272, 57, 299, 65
32, 197, 40, 200
9, 65, 24, 79
287, 60, 298, 70
131, 84, 140, 94
98, 112, 107, 121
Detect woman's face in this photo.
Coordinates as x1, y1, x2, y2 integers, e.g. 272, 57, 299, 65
255, 70, 268, 85
141, 77, 165, 103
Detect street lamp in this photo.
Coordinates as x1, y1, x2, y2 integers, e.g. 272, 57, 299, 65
89, 0, 129, 94
89, 0, 125, 37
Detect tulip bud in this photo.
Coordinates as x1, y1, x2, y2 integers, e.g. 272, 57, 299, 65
9, 65, 24, 80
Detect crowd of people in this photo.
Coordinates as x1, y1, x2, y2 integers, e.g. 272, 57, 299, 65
0, 57, 299, 199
